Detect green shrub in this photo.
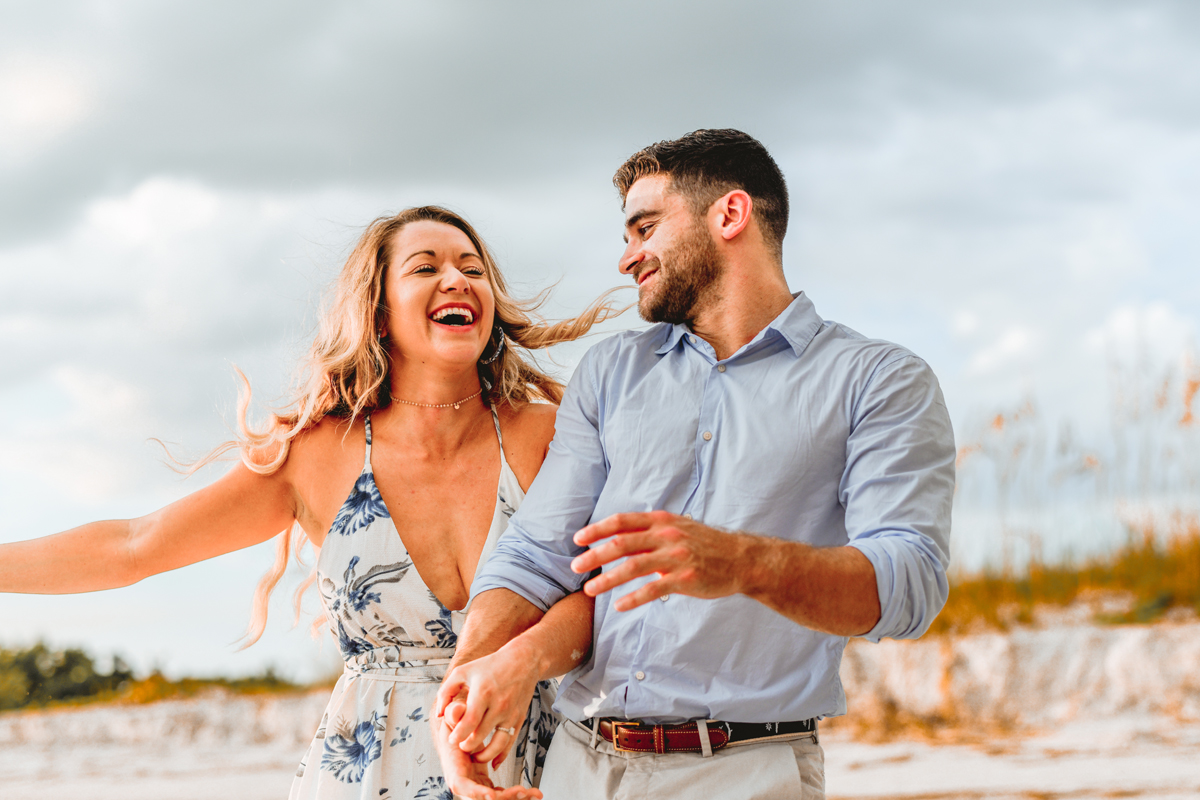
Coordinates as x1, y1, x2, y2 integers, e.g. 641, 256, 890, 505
0, 643, 133, 711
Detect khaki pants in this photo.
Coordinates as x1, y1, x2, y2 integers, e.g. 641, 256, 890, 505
538, 719, 824, 800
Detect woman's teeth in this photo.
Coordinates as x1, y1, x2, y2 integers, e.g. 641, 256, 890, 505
431, 307, 474, 326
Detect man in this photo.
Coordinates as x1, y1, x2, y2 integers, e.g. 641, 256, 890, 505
435, 129, 955, 799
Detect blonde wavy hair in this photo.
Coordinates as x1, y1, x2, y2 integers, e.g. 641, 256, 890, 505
218, 206, 626, 646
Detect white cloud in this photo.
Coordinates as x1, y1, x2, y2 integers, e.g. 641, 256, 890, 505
952, 310, 980, 337
54, 365, 152, 435
84, 178, 223, 248
967, 326, 1038, 376
0, 53, 93, 161
1083, 302, 1197, 368
1064, 218, 1148, 282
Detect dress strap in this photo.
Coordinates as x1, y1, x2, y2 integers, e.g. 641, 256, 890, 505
363, 415, 374, 472
490, 403, 520, 479
489, 404, 505, 451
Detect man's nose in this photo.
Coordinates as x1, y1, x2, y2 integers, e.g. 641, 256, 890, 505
619, 242, 643, 275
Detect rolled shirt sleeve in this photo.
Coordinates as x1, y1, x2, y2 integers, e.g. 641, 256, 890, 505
841, 354, 956, 642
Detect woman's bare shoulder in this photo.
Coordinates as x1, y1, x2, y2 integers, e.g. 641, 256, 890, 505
288, 414, 362, 460
497, 400, 558, 446
496, 400, 558, 490
248, 414, 359, 478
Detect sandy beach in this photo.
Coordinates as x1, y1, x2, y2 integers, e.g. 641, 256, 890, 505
1, 621, 1197, 799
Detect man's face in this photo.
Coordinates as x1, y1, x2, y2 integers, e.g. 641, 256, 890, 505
620, 175, 722, 325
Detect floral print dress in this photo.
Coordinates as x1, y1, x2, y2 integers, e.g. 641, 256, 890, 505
290, 410, 557, 800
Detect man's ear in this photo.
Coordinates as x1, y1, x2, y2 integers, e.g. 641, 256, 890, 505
711, 190, 753, 242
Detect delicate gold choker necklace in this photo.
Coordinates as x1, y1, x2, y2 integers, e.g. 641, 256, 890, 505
393, 388, 483, 411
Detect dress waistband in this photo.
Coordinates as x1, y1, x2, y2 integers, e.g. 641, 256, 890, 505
344, 644, 455, 683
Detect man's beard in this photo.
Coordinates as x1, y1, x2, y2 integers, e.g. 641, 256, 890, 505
636, 220, 723, 325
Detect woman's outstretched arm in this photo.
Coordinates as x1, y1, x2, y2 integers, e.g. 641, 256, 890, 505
0, 459, 298, 594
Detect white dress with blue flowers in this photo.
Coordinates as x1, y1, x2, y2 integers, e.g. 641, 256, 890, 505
289, 410, 557, 800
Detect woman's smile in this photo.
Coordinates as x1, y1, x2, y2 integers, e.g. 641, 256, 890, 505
429, 302, 479, 329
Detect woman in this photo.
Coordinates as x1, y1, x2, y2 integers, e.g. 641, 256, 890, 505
0, 206, 622, 800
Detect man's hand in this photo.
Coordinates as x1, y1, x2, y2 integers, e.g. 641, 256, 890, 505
570, 511, 754, 610
435, 642, 541, 763
430, 713, 541, 800
572, 509, 882, 635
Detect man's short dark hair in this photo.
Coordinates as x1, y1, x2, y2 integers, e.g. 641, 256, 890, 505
613, 129, 789, 259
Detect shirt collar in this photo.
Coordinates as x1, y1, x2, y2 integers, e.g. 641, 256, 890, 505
654, 322, 690, 355
654, 291, 825, 359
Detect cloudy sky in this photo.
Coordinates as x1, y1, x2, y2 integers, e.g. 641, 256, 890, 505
2, 1, 1199, 681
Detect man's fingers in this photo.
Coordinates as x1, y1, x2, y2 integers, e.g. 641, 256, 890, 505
582, 552, 676, 596
571, 531, 661, 574
574, 511, 671, 547
613, 577, 674, 612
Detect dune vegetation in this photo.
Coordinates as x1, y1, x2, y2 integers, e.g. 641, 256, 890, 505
0, 643, 300, 713
930, 518, 1200, 635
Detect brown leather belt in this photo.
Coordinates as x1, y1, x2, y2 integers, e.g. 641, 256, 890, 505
596, 718, 816, 754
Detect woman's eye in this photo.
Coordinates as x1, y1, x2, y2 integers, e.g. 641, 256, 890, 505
464, 268, 485, 276
413, 265, 437, 274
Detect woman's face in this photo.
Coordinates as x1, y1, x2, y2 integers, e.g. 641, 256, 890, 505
382, 220, 496, 369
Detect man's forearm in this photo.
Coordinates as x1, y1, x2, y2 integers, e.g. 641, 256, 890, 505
736, 535, 881, 637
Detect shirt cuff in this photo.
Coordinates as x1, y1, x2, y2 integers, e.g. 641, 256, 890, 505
847, 533, 949, 642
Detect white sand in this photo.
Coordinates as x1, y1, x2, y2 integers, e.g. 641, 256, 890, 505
1, 622, 1197, 799
823, 717, 1200, 799
0, 690, 327, 800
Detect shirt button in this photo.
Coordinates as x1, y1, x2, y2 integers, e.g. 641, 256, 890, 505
702, 431, 713, 441
635, 671, 646, 681
717, 364, 726, 373
682, 513, 693, 520
688, 335, 696, 344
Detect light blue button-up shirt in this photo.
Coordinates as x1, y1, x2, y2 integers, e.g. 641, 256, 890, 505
472, 292, 955, 724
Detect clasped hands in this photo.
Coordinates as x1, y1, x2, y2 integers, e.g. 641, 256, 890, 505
433, 511, 746, 800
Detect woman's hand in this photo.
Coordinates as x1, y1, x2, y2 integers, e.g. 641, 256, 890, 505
431, 711, 541, 800
436, 638, 542, 765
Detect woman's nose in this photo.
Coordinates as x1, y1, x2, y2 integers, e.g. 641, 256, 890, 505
441, 267, 471, 292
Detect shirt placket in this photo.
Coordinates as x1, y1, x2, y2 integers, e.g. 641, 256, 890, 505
682, 335, 721, 524
623, 336, 723, 716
